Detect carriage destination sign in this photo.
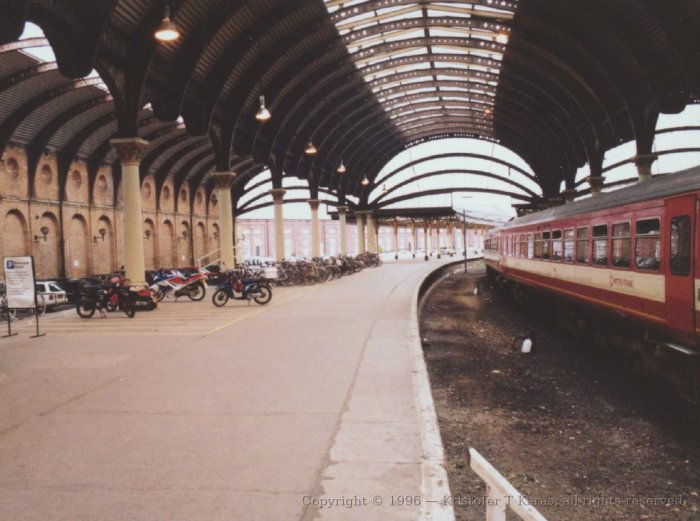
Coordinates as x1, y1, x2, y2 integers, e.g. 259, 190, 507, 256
4, 256, 36, 309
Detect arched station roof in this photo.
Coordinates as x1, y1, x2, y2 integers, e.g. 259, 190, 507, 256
0, 0, 698, 209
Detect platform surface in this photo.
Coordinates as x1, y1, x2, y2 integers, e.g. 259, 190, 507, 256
0, 259, 456, 520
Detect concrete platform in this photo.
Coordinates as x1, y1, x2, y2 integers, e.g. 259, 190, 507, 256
0, 259, 456, 520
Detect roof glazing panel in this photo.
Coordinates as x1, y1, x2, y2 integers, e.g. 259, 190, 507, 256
324, 0, 518, 141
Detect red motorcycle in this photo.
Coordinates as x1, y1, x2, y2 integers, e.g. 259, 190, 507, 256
149, 269, 207, 302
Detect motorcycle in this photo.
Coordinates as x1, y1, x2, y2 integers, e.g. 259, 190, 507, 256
149, 268, 207, 302
76, 281, 135, 318
105, 276, 157, 312
211, 270, 272, 307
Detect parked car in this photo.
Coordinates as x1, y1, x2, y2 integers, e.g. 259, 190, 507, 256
35, 280, 68, 308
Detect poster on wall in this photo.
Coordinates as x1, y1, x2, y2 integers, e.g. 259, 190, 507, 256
4, 256, 36, 309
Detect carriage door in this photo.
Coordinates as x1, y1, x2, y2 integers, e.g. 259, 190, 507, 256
665, 195, 696, 335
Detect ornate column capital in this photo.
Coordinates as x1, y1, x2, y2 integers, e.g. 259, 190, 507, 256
110, 138, 149, 165
269, 188, 286, 203
633, 153, 658, 168
210, 171, 236, 189
308, 198, 321, 210
561, 188, 577, 203
633, 153, 658, 182
337, 205, 348, 214
585, 175, 605, 195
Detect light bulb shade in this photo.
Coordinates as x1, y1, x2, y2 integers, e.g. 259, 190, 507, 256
337, 160, 346, 173
361, 176, 370, 186
255, 95, 271, 121
382, 184, 388, 194
155, 17, 180, 41
495, 32, 509, 44
305, 141, 317, 155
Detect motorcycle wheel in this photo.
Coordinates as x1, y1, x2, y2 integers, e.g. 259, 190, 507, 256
187, 282, 206, 301
153, 287, 166, 302
123, 301, 135, 318
212, 288, 229, 307
76, 303, 95, 319
252, 285, 272, 305
106, 300, 118, 312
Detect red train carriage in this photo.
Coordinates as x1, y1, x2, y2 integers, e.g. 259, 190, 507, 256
485, 165, 700, 400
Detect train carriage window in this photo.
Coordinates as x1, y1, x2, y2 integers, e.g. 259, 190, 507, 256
519, 233, 527, 257
563, 229, 575, 263
576, 227, 590, 263
542, 231, 551, 260
534, 232, 542, 259
635, 218, 660, 271
670, 216, 691, 276
552, 230, 562, 261
611, 222, 631, 268
527, 234, 534, 259
592, 225, 608, 265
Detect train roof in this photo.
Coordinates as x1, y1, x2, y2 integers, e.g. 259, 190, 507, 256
500, 165, 700, 230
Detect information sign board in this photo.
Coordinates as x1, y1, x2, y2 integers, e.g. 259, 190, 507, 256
4, 256, 36, 309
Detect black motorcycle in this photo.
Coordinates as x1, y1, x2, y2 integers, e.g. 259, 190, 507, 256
76, 282, 135, 318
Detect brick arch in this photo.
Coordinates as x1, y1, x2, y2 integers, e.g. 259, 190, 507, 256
194, 221, 207, 264
93, 215, 114, 275
160, 219, 176, 268
179, 220, 191, 266
35, 211, 60, 279
67, 213, 89, 278
2, 210, 29, 268
143, 218, 157, 271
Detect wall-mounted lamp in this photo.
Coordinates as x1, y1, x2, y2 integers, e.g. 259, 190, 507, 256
154, 3, 180, 42
304, 140, 317, 155
211, 231, 220, 241
337, 160, 346, 174
93, 227, 107, 242
178, 230, 188, 242
361, 176, 370, 186
33, 225, 49, 243
144, 229, 152, 240
255, 95, 271, 122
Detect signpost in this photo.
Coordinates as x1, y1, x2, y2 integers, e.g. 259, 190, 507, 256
3, 256, 44, 338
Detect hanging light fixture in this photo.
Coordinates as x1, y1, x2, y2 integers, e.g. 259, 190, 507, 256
304, 140, 317, 155
337, 160, 346, 173
495, 32, 509, 44
255, 95, 271, 122
381, 184, 388, 194
154, 4, 180, 42
361, 175, 370, 186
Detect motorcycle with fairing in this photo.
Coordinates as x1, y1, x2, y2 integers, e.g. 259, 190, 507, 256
149, 268, 207, 302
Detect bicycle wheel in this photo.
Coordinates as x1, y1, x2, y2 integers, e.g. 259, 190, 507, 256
212, 288, 229, 307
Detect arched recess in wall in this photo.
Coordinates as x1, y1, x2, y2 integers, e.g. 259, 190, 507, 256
143, 219, 157, 271
2, 210, 29, 269
67, 214, 89, 278
35, 212, 60, 279
179, 220, 191, 266
94, 216, 114, 275
3, 157, 26, 198
161, 220, 176, 268
210, 222, 220, 255
194, 221, 207, 264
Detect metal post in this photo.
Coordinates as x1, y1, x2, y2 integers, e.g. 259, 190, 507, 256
462, 210, 468, 273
